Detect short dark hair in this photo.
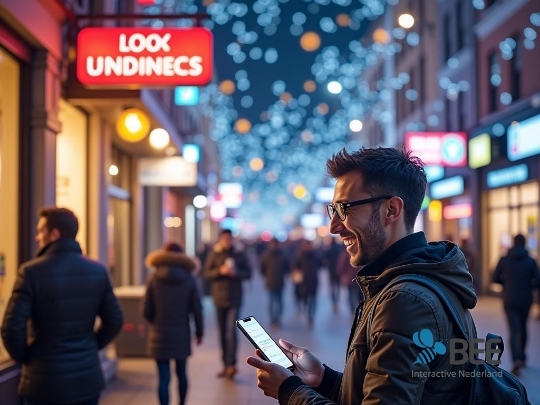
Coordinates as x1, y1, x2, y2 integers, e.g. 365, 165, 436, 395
220, 229, 233, 236
163, 242, 183, 252
514, 234, 526, 248
38, 206, 79, 239
326, 147, 427, 231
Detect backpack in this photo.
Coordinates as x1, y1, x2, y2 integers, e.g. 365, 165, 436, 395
366, 274, 531, 405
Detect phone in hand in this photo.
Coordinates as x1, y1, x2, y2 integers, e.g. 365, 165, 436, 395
236, 316, 295, 371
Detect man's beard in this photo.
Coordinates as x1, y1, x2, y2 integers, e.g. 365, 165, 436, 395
351, 207, 386, 267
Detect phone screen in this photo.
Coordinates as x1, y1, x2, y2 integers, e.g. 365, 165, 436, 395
237, 317, 294, 370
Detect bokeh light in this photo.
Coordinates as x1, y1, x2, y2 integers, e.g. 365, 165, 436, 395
300, 32, 321, 52
235, 118, 252, 134
249, 157, 264, 171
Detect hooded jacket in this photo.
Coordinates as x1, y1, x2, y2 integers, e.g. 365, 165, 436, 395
0, 239, 123, 403
141, 250, 203, 360
493, 246, 540, 308
278, 232, 477, 405
203, 243, 251, 308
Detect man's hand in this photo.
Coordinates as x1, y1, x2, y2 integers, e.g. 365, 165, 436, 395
246, 355, 294, 398
278, 339, 324, 387
246, 339, 325, 399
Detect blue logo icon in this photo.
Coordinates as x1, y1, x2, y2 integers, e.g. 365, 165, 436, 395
412, 329, 447, 364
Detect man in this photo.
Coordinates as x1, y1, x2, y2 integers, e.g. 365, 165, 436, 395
246, 147, 477, 404
203, 229, 251, 379
493, 234, 540, 376
260, 238, 290, 330
1, 207, 124, 405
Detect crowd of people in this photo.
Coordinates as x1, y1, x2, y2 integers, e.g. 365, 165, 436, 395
0, 147, 539, 405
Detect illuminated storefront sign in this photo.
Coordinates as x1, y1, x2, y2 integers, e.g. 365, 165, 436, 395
430, 176, 465, 199
77, 28, 213, 87
424, 165, 444, 183
468, 133, 491, 169
507, 114, 540, 161
138, 157, 197, 186
405, 132, 467, 167
175, 86, 199, 105
443, 203, 472, 220
487, 164, 528, 188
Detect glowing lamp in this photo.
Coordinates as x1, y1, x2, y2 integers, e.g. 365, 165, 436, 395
149, 128, 170, 149
116, 109, 150, 143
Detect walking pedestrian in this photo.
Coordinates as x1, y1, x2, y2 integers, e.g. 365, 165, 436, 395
293, 239, 320, 328
203, 229, 251, 379
322, 237, 342, 313
260, 238, 290, 330
335, 247, 363, 314
141, 242, 204, 405
493, 233, 540, 376
1, 207, 123, 405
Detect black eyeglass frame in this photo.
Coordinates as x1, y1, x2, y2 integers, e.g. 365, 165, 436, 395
326, 195, 393, 221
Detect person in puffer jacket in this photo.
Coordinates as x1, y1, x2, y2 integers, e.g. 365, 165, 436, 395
142, 242, 203, 405
246, 147, 478, 405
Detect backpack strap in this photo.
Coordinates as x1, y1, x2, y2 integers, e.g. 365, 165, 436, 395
366, 274, 472, 352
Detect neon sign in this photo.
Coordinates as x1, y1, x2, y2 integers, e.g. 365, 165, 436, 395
77, 28, 213, 87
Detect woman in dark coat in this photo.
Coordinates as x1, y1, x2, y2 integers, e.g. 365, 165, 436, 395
294, 239, 320, 328
141, 242, 204, 405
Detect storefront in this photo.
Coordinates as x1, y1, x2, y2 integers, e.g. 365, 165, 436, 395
470, 106, 540, 294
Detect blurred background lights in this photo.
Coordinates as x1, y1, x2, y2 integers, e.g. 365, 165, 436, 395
249, 157, 264, 171
293, 184, 307, 199
327, 81, 343, 94
182, 144, 200, 163
235, 118, 252, 134
373, 28, 390, 44
398, 13, 414, 29
300, 32, 321, 52
149, 128, 170, 149
109, 165, 119, 176
193, 195, 208, 209
219, 80, 236, 95
116, 109, 150, 143
349, 119, 363, 132
303, 80, 316, 92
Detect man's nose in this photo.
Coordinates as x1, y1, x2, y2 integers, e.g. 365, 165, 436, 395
329, 215, 344, 234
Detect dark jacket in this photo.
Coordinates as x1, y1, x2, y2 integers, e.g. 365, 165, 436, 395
493, 246, 540, 308
141, 250, 203, 360
294, 250, 320, 296
278, 232, 477, 405
203, 243, 251, 308
0, 239, 123, 403
260, 247, 290, 290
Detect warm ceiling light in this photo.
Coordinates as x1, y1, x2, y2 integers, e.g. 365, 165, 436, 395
116, 108, 150, 143
300, 32, 321, 52
149, 128, 170, 149
398, 13, 415, 29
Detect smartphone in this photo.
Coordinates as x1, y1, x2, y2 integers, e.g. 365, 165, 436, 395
236, 316, 295, 371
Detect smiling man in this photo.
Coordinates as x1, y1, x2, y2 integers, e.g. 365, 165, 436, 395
246, 147, 478, 405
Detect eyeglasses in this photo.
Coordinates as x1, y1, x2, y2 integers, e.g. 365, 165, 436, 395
326, 195, 393, 221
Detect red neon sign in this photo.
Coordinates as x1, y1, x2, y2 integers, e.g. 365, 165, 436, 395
405, 132, 467, 167
77, 27, 213, 87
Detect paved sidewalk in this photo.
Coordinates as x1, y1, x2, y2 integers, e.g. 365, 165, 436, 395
99, 271, 540, 405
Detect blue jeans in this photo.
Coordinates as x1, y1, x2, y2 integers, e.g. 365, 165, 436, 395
216, 306, 239, 366
156, 358, 188, 405
268, 289, 283, 324
24, 396, 99, 405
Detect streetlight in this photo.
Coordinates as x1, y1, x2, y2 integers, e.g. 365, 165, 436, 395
398, 13, 415, 29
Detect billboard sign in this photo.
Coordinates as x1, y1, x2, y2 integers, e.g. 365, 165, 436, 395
77, 27, 213, 87
507, 114, 540, 161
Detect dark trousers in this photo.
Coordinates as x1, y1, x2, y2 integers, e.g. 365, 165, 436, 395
216, 306, 239, 366
24, 396, 99, 405
156, 358, 188, 405
504, 305, 531, 363
268, 289, 283, 324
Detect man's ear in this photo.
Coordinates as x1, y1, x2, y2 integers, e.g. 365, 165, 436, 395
384, 197, 404, 225
50, 228, 61, 242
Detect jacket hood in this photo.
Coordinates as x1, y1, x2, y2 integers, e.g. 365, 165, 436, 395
507, 246, 529, 260
145, 250, 200, 284
358, 233, 477, 310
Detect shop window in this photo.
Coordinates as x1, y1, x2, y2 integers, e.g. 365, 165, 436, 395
0, 49, 20, 363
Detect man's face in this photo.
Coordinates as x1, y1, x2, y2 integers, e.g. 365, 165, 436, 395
219, 233, 233, 250
329, 171, 388, 267
35, 217, 58, 248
